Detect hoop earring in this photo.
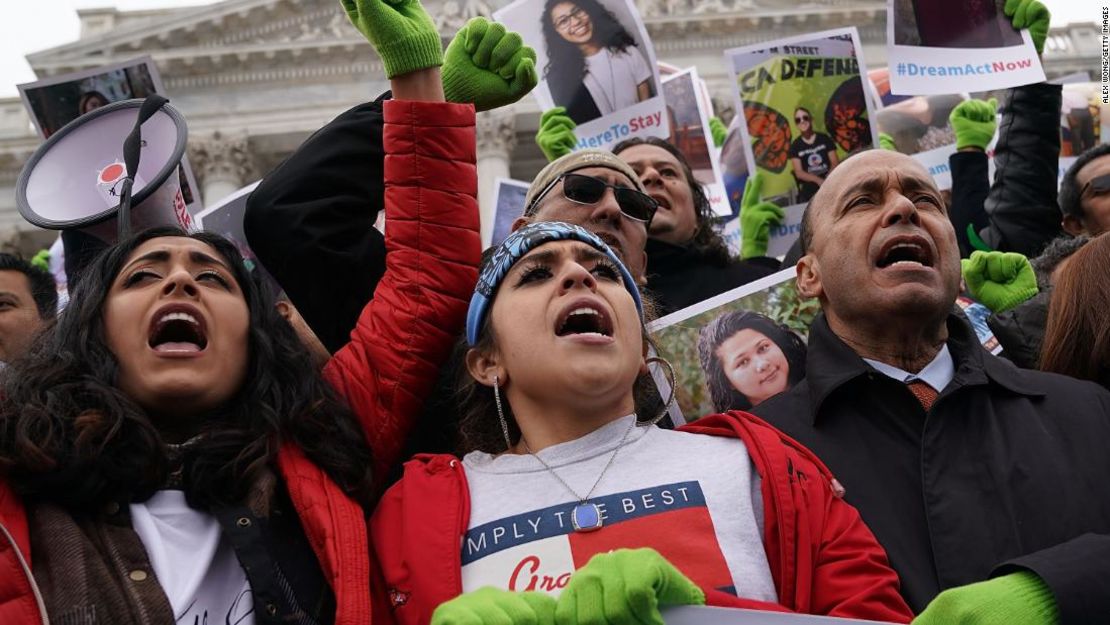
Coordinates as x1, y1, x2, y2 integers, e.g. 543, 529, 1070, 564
493, 375, 514, 451
641, 356, 677, 427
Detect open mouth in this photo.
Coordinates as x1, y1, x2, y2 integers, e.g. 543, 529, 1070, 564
875, 236, 935, 269
555, 303, 614, 339
650, 194, 672, 212
148, 307, 208, 353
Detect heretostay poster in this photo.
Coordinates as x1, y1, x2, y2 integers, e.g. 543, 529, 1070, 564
725, 28, 877, 257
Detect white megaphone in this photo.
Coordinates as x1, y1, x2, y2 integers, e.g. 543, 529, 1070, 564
16, 96, 194, 246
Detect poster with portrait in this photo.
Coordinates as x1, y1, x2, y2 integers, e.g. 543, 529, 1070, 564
660, 68, 730, 216
491, 177, 531, 248
886, 0, 1045, 95
1059, 82, 1108, 159
725, 28, 877, 258
495, 0, 668, 151
648, 267, 819, 425
18, 56, 203, 217
194, 180, 279, 298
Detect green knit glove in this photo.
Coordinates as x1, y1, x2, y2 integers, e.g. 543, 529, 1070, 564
432, 587, 556, 625
949, 98, 998, 151
30, 249, 50, 272
443, 17, 538, 112
709, 116, 727, 148
913, 572, 1059, 625
739, 173, 785, 260
554, 548, 705, 625
340, 0, 442, 79
1004, 0, 1051, 55
878, 132, 897, 151
536, 107, 577, 162
961, 250, 1038, 313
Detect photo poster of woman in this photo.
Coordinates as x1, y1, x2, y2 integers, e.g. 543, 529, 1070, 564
646, 267, 819, 425
725, 28, 877, 258
18, 56, 204, 217
660, 67, 730, 216
494, 0, 668, 151
873, 91, 976, 191
886, 0, 1044, 96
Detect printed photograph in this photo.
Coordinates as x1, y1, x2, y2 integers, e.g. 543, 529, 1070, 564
892, 0, 1024, 49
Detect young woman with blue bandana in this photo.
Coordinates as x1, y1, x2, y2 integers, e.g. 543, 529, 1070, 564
369, 222, 913, 625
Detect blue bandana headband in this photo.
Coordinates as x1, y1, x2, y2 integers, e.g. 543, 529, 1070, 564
466, 222, 643, 346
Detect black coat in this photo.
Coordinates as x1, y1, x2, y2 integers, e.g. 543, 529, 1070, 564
948, 82, 1064, 258
244, 93, 390, 354
645, 238, 777, 317
752, 312, 1110, 623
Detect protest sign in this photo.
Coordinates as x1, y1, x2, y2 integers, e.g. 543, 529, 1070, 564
664, 606, 896, 625
194, 180, 279, 297
874, 93, 966, 190
648, 267, 818, 425
725, 28, 876, 257
495, 0, 668, 151
661, 67, 730, 216
18, 56, 203, 217
491, 177, 531, 247
886, 0, 1045, 96
1059, 82, 1107, 159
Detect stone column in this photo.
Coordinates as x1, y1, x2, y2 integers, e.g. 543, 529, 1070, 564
188, 130, 256, 207
476, 108, 517, 247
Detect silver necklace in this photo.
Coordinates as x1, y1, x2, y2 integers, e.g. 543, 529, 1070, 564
520, 416, 637, 533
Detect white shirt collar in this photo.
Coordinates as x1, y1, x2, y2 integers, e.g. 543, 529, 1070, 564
862, 344, 955, 393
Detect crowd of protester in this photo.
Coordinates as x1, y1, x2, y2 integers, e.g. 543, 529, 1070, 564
0, 0, 1107, 623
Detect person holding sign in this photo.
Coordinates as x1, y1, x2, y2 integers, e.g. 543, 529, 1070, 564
788, 106, 839, 203
371, 222, 913, 625
541, 0, 654, 124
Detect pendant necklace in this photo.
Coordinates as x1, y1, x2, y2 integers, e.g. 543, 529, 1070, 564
520, 416, 637, 533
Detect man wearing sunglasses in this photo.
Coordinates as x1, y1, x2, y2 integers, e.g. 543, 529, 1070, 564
516, 150, 657, 283
1059, 144, 1110, 238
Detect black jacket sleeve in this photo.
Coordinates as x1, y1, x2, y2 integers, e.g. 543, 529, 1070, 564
978, 83, 1064, 257
948, 150, 991, 258
244, 92, 391, 354
986, 288, 1049, 370
995, 534, 1110, 625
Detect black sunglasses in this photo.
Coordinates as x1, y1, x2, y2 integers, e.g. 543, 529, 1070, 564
795, 114, 810, 123
1081, 173, 1110, 197
528, 173, 659, 225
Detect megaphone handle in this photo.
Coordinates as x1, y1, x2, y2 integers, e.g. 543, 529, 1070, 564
118, 94, 170, 241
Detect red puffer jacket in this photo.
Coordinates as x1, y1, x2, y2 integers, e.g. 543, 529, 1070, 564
0, 99, 480, 625
370, 411, 913, 625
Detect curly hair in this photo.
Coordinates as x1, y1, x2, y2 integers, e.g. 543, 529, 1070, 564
697, 310, 807, 412
0, 227, 375, 510
612, 136, 731, 266
542, 0, 637, 119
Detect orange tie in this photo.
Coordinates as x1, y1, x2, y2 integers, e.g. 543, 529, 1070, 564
906, 380, 938, 411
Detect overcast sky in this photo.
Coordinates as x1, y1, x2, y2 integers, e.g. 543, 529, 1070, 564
0, 0, 1096, 98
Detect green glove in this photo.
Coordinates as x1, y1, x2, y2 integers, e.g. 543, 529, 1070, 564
878, 132, 897, 151
739, 173, 785, 260
536, 107, 577, 162
443, 17, 538, 112
30, 249, 50, 272
708, 116, 727, 148
1004, 0, 1051, 55
554, 548, 705, 625
340, 0, 443, 79
432, 587, 556, 625
961, 250, 1038, 313
913, 572, 1059, 625
949, 98, 998, 151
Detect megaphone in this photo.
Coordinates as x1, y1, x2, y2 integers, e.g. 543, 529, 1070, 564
16, 97, 193, 245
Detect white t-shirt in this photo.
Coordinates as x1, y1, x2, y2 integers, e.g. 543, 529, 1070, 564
582, 47, 653, 115
460, 415, 777, 602
130, 491, 255, 624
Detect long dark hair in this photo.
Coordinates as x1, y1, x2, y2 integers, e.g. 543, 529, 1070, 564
697, 310, 807, 412
613, 136, 731, 266
0, 227, 375, 510
542, 0, 637, 117
1040, 233, 1110, 388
